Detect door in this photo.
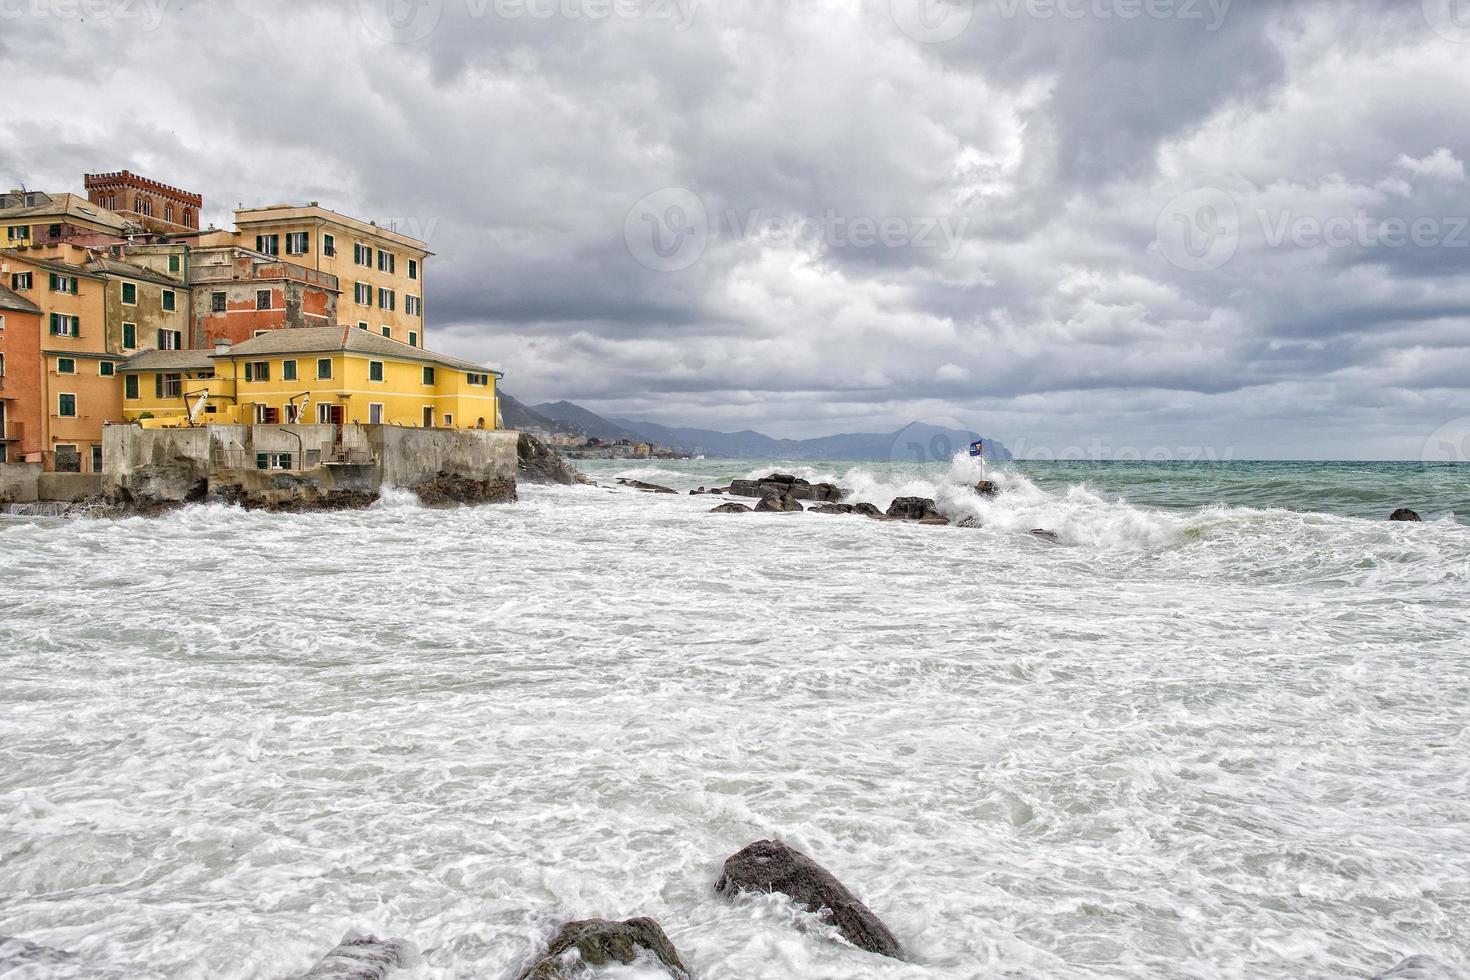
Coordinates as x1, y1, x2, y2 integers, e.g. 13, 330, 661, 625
91, 445, 103, 473
422, 407, 434, 428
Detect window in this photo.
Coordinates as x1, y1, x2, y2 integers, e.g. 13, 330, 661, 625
358, 321, 369, 331
158, 374, 182, 398
377, 250, 395, 274
354, 282, 371, 305
286, 232, 309, 255
408, 331, 417, 347
49, 313, 79, 336
381, 326, 391, 338
162, 289, 176, 312
165, 203, 175, 224
158, 329, 182, 351
57, 394, 77, 417
466, 372, 490, 386
57, 358, 76, 374
253, 404, 279, 424
408, 259, 418, 280
100, 361, 115, 377
443, 414, 453, 427
354, 243, 371, 266
369, 361, 384, 382
378, 288, 395, 311
256, 234, 280, 256
92, 445, 103, 473
369, 403, 384, 424
256, 290, 271, 310
256, 452, 291, 470
244, 361, 270, 382
169, 254, 180, 274
316, 358, 332, 380
47, 223, 61, 238
282, 359, 297, 381
211, 291, 226, 313
422, 366, 435, 385
121, 282, 137, 305
124, 375, 139, 399
11, 272, 32, 291
122, 323, 137, 349
49, 273, 78, 294
323, 234, 336, 257
405, 295, 422, 317
7, 225, 30, 241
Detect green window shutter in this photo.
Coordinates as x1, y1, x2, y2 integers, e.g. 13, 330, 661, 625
126, 375, 138, 399
256, 453, 268, 470
155, 374, 163, 398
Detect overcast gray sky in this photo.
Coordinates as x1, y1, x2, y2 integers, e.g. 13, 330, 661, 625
3, 0, 1469, 459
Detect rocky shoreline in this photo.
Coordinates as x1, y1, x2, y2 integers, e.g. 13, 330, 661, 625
0, 837, 1449, 978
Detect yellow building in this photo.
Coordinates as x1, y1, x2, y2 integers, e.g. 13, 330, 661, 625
119, 325, 499, 430
199, 204, 429, 347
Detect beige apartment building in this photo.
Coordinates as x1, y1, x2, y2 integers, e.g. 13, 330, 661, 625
200, 205, 430, 349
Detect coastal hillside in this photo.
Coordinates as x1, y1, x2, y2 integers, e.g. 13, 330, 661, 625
616, 418, 1014, 461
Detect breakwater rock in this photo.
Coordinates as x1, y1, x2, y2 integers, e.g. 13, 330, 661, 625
730, 473, 847, 503
716, 839, 903, 960
518, 918, 690, 980
518, 433, 588, 486
1390, 508, 1423, 522
293, 933, 414, 979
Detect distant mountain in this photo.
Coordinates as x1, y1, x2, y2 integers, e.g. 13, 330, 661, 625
532, 400, 643, 442
613, 418, 1012, 462
498, 391, 561, 433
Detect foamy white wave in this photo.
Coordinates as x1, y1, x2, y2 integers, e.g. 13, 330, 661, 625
372, 485, 424, 509
1, 478, 1467, 979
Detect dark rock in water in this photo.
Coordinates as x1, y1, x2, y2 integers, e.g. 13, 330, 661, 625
755, 492, 803, 513
886, 497, 942, 522
517, 432, 588, 486
410, 473, 517, 507
617, 478, 677, 494
716, 839, 902, 960
918, 516, 951, 526
730, 473, 847, 503
0, 936, 76, 967
518, 918, 690, 980
294, 933, 411, 979
812, 503, 855, 515
711, 502, 752, 513
974, 480, 1000, 498
1030, 529, 1061, 543
1390, 508, 1423, 522
689, 486, 731, 495
1373, 955, 1466, 979
956, 516, 982, 529
852, 502, 887, 520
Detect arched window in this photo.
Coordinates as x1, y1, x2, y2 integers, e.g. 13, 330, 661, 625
182, 208, 193, 226
165, 203, 174, 223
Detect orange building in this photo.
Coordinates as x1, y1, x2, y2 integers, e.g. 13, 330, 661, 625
0, 282, 43, 464
185, 246, 340, 348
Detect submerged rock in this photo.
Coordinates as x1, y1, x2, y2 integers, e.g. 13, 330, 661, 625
852, 502, 887, 520
715, 839, 902, 960
517, 432, 587, 486
0, 936, 76, 968
955, 516, 982, 529
1374, 955, 1468, 979
517, 918, 690, 980
885, 497, 943, 522
755, 492, 804, 512
710, 502, 752, 513
617, 478, 677, 494
293, 933, 412, 980
690, 486, 730, 495
410, 473, 517, 507
918, 516, 951, 526
729, 474, 847, 503
1390, 508, 1423, 522
974, 480, 1000, 498
1030, 528, 1061, 544
811, 503, 855, 515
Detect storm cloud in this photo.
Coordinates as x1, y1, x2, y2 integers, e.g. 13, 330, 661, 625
2, 0, 1468, 458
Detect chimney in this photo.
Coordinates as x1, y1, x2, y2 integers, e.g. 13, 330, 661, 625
214, 340, 231, 355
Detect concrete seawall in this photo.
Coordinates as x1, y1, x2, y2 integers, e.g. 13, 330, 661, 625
102, 423, 518, 511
